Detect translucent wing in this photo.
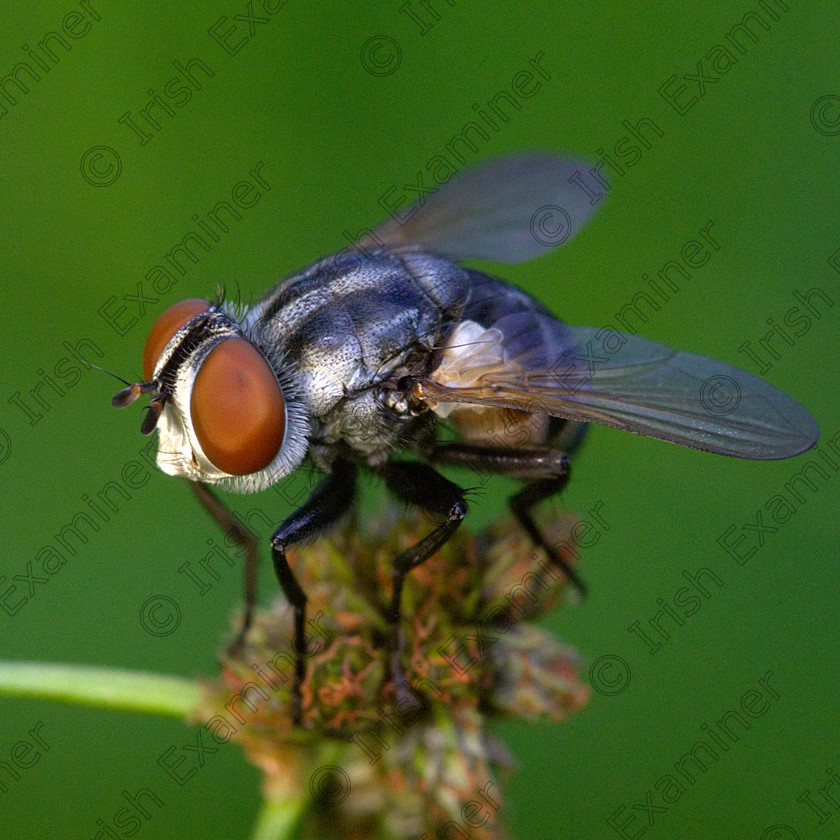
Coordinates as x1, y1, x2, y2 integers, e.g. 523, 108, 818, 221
422, 313, 819, 460
374, 154, 601, 263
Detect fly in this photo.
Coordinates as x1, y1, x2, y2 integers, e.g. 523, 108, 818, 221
112, 154, 819, 723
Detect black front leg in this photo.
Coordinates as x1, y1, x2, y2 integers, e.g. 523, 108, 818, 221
379, 461, 467, 707
190, 481, 259, 653
270, 458, 357, 725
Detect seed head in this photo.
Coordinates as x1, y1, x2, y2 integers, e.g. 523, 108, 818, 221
192, 509, 590, 839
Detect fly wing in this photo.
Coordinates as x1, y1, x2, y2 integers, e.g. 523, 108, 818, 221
422, 313, 820, 460
374, 154, 601, 263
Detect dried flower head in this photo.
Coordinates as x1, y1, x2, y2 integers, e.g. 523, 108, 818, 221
192, 508, 590, 839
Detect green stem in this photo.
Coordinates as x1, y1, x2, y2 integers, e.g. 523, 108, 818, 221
0, 661, 199, 718
250, 795, 309, 840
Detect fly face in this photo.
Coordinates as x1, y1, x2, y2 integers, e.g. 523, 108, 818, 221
113, 297, 310, 493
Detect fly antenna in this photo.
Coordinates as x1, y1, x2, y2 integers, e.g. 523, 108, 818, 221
87, 361, 134, 388
112, 380, 158, 408
140, 398, 166, 434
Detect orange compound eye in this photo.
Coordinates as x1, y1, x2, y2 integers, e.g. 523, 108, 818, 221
190, 337, 286, 475
142, 299, 212, 380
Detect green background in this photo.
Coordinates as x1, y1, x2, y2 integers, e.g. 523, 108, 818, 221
1, 1, 838, 838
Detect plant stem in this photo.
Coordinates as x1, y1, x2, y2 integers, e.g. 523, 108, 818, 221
250, 795, 309, 840
0, 661, 199, 718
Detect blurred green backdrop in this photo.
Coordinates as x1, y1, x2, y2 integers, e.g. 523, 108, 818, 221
1, 1, 838, 838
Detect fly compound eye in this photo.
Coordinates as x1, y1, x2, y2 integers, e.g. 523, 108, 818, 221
142, 298, 213, 380
190, 337, 286, 475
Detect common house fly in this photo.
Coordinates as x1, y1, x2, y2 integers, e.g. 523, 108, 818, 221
113, 154, 819, 723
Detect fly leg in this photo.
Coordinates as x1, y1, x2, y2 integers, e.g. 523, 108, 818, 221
270, 459, 357, 725
190, 481, 259, 653
422, 443, 584, 594
380, 461, 468, 709
509, 476, 585, 595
